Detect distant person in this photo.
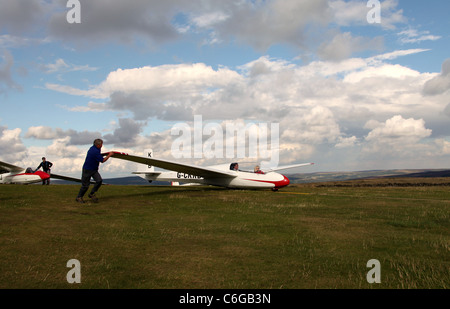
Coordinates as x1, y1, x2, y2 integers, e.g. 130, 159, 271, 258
230, 163, 239, 171
76, 139, 114, 204
35, 157, 53, 185
254, 165, 264, 174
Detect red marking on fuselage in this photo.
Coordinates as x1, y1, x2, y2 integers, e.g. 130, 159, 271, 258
16, 171, 50, 180
243, 174, 290, 189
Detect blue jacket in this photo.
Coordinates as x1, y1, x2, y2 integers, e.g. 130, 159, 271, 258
35, 161, 53, 172
82, 145, 104, 171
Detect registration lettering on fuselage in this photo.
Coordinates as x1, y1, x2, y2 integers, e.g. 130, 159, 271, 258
177, 172, 203, 179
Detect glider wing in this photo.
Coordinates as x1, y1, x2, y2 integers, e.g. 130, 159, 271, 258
106, 152, 237, 179
0, 161, 25, 173
264, 162, 314, 173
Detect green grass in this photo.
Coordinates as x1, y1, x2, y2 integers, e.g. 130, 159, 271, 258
0, 183, 448, 289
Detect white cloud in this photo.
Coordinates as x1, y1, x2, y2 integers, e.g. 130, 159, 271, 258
335, 136, 358, 148
281, 106, 341, 145
423, 58, 450, 96
102, 63, 241, 96
398, 29, 441, 44
366, 115, 431, 141
191, 11, 230, 28
45, 83, 106, 99
195, 0, 331, 51
343, 63, 421, 83
60, 101, 107, 113
0, 34, 50, 48
363, 115, 432, 156
317, 32, 384, 61
103, 118, 146, 148
41, 58, 98, 74
25, 126, 101, 145
368, 48, 430, 63
0, 50, 21, 93
329, 0, 406, 29
329, 0, 369, 26
0, 126, 27, 163
434, 139, 450, 156
46, 137, 81, 158
47, 63, 244, 119
25, 126, 59, 140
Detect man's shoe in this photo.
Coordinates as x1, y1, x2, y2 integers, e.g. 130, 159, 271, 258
88, 194, 99, 203
75, 197, 85, 204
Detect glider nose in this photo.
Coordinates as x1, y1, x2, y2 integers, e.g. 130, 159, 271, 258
36, 171, 50, 180
276, 174, 290, 189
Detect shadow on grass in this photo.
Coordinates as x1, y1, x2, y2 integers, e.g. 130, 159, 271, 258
98, 185, 229, 201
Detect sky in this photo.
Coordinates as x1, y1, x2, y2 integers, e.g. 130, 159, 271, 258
1, 0, 450, 178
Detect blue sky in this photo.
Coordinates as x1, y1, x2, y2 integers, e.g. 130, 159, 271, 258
1, 0, 450, 177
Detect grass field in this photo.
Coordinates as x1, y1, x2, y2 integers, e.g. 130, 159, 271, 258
0, 181, 448, 289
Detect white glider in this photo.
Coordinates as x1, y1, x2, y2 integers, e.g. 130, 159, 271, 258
106, 151, 313, 191
0, 161, 51, 184
0, 160, 84, 184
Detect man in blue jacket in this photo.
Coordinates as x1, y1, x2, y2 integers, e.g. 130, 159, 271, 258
76, 139, 114, 204
35, 157, 53, 185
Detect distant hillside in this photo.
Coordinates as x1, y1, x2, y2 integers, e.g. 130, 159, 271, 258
387, 170, 450, 178
289, 169, 450, 184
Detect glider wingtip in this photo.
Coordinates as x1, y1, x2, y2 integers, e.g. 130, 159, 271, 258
103, 151, 129, 156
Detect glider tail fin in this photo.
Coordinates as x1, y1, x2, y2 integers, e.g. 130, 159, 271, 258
137, 149, 155, 173
133, 149, 159, 182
